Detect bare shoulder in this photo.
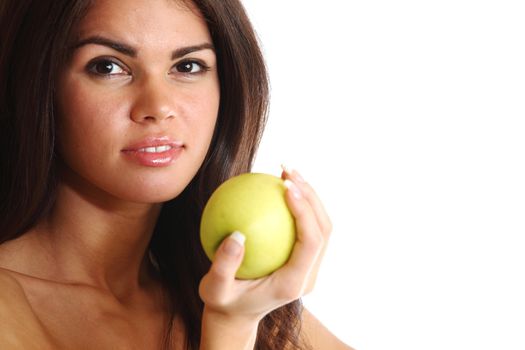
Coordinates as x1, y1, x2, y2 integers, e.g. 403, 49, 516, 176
0, 269, 56, 349
301, 307, 355, 350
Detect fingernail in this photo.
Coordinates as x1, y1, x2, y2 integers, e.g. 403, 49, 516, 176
223, 231, 245, 256
284, 179, 302, 199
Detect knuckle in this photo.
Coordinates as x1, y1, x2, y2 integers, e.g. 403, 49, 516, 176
275, 283, 303, 301
293, 205, 315, 229
198, 281, 206, 297
291, 198, 308, 216
304, 230, 325, 251
211, 264, 229, 280
210, 258, 235, 281
198, 277, 212, 302
304, 284, 315, 296
323, 219, 333, 237
300, 181, 315, 196
199, 279, 227, 307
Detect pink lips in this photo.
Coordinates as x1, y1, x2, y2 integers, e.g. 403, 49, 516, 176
122, 136, 184, 167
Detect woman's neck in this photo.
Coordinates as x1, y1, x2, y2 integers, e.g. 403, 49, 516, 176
7, 177, 164, 301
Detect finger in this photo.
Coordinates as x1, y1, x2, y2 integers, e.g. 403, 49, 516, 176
281, 167, 332, 295
271, 180, 325, 299
199, 232, 245, 305
286, 175, 331, 294
303, 237, 330, 294
281, 165, 332, 239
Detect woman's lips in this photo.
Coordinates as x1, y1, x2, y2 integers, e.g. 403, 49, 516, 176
121, 137, 184, 167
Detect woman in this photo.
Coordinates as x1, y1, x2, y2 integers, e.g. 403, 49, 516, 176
0, 0, 352, 349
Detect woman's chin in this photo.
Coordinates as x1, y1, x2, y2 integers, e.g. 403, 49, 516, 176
116, 186, 186, 204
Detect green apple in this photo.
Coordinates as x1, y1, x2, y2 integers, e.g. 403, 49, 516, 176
200, 173, 296, 279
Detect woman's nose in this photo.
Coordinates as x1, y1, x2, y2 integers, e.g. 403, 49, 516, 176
130, 80, 177, 123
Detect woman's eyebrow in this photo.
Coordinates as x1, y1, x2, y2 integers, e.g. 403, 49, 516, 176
70, 35, 215, 59
71, 36, 137, 57
171, 43, 215, 59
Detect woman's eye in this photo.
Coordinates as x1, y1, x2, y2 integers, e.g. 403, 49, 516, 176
174, 61, 209, 74
87, 59, 126, 76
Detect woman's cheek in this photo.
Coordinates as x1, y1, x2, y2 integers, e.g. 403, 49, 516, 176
186, 84, 220, 145
56, 91, 128, 169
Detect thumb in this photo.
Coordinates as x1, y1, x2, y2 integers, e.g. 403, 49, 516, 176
205, 231, 246, 292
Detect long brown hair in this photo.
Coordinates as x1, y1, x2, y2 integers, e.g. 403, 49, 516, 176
0, 1, 309, 349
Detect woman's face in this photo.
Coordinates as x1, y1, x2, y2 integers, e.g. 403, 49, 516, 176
56, 0, 220, 204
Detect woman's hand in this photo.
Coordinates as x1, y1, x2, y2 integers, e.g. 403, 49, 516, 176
198, 167, 332, 349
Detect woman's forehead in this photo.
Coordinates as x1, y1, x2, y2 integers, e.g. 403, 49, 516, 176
75, 0, 210, 48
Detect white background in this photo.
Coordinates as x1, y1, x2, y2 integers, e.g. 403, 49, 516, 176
244, 1, 525, 349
